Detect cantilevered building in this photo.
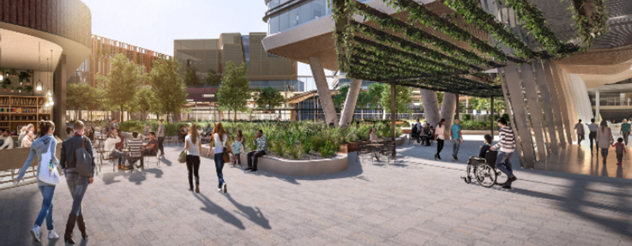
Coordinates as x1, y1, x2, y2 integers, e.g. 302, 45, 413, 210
174, 32, 301, 91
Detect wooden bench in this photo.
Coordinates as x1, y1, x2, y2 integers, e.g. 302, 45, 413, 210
0, 144, 62, 186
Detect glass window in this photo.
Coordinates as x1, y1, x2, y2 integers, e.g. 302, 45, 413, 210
289, 5, 300, 27
268, 0, 279, 9
313, 0, 326, 20
279, 11, 290, 32
269, 15, 280, 34
299, 1, 312, 24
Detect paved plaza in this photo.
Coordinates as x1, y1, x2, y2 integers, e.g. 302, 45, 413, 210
1, 140, 631, 246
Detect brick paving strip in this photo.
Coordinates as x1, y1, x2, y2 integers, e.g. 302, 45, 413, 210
0, 144, 631, 246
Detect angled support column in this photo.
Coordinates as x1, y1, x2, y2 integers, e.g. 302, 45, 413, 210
339, 79, 362, 127
557, 66, 578, 142
543, 61, 567, 147
308, 57, 338, 127
549, 62, 574, 145
441, 92, 457, 131
53, 54, 67, 139
520, 63, 546, 161
534, 61, 559, 154
420, 89, 440, 126
502, 66, 536, 167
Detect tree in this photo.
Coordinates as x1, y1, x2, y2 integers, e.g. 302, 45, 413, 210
216, 61, 251, 121
184, 66, 199, 86
255, 86, 284, 120
66, 83, 94, 120
135, 86, 154, 120
84, 86, 106, 121
149, 57, 188, 121
97, 53, 146, 121
205, 68, 222, 86
380, 84, 414, 115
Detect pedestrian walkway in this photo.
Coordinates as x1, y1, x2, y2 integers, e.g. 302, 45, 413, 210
0, 144, 631, 245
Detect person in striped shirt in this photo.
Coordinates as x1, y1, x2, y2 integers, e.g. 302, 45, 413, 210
490, 117, 518, 189
125, 132, 144, 169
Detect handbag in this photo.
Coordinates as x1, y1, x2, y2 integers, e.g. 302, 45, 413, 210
178, 150, 188, 163
37, 139, 60, 185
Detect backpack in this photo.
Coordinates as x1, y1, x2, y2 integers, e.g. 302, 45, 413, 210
411, 124, 418, 134
75, 137, 94, 177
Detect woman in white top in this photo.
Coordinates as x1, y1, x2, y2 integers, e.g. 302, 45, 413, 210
21, 131, 35, 148
184, 123, 203, 193
434, 118, 446, 160
18, 124, 34, 147
103, 129, 125, 167
208, 122, 228, 193
369, 128, 378, 142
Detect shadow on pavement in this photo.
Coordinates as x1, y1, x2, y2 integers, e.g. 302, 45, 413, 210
101, 168, 163, 185
194, 193, 245, 230
225, 193, 271, 229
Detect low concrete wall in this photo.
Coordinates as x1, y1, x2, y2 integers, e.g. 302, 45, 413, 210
200, 145, 348, 176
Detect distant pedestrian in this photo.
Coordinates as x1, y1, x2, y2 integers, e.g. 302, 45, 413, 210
620, 119, 630, 145
185, 124, 202, 193
231, 136, 243, 167
451, 119, 463, 161
613, 138, 626, 166
60, 120, 95, 243
157, 119, 165, 157
490, 117, 517, 189
587, 118, 598, 155
144, 124, 150, 137
574, 119, 585, 145
434, 119, 446, 160
15, 121, 60, 242
596, 120, 614, 165
209, 122, 228, 193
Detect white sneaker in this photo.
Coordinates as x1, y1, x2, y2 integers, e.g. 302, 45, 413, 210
48, 230, 59, 239
30, 226, 41, 242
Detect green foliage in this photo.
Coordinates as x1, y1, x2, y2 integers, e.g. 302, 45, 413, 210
134, 86, 154, 120
254, 86, 284, 119
205, 68, 222, 86
380, 84, 413, 114
217, 62, 251, 121
149, 57, 188, 120
183, 66, 200, 86
97, 53, 146, 119
333, 85, 350, 110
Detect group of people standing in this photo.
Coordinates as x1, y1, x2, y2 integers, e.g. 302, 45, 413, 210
578, 118, 627, 165
182, 122, 269, 194
16, 120, 95, 244
411, 118, 464, 162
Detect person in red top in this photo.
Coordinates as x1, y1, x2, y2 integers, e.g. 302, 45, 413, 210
613, 137, 626, 166
116, 129, 125, 150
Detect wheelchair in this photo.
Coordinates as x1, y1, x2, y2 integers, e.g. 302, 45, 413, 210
462, 151, 509, 188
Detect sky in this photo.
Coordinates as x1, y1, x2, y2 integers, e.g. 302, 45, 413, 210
83, 0, 320, 76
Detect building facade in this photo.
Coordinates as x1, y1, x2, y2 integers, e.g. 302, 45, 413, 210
174, 32, 300, 91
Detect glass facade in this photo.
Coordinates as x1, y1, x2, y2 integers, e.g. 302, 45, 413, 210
267, 0, 372, 35
242, 35, 250, 68
251, 80, 305, 92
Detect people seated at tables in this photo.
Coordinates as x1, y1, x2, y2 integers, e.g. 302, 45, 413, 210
178, 125, 187, 143
144, 124, 150, 137
116, 129, 125, 150
85, 123, 94, 140
126, 132, 143, 168
369, 128, 378, 142
18, 124, 34, 147
0, 130, 14, 149
104, 129, 126, 168
21, 130, 35, 148
203, 124, 213, 137
479, 134, 493, 158
421, 123, 433, 146
142, 132, 159, 156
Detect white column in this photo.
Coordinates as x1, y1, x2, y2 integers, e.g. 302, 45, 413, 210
596, 90, 600, 122
420, 89, 440, 126
308, 57, 338, 126
339, 79, 362, 127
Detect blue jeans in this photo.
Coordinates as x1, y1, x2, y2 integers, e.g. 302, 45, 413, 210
601, 148, 609, 158
65, 172, 89, 216
35, 186, 56, 230
495, 151, 515, 179
452, 139, 461, 159
110, 151, 126, 165
214, 153, 225, 188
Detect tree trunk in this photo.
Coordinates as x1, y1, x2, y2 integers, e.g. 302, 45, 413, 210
234, 109, 237, 122
420, 89, 440, 126
441, 92, 457, 136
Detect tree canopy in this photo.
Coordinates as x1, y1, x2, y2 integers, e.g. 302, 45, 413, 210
254, 86, 285, 120
205, 68, 222, 86
380, 84, 414, 114
216, 61, 251, 121
184, 66, 200, 86
149, 57, 188, 121
96, 53, 146, 120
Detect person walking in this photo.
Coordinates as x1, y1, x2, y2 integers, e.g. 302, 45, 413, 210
246, 130, 268, 172
587, 118, 599, 155
490, 118, 517, 189
60, 120, 95, 244
574, 119, 585, 145
596, 120, 614, 165
209, 122, 228, 193
157, 119, 165, 157
451, 119, 464, 161
184, 124, 202, 193
434, 119, 446, 160
613, 138, 626, 166
620, 119, 630, 145
15, 121, 60, 242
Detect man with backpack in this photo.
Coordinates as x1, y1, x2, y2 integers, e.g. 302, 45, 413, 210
60, 120, 94, 244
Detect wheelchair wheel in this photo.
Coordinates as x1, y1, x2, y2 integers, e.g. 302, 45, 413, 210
475, 164, 497, 188
463, 165, 475, 184
495, 168, 508, 186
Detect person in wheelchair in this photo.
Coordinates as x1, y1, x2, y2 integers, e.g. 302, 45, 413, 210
468, 134, 494, 166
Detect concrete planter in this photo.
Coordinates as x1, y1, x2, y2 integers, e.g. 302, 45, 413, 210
201, 145, 348, 176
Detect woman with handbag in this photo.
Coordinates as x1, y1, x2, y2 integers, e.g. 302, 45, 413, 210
15, 121, 60, 242
209, 122, 228, 193
184, 124, 203, 193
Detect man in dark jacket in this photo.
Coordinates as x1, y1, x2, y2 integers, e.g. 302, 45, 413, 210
60, 120, 94, 244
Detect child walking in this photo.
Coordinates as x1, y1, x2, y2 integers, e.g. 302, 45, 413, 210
231, 136, 243, 167
613, 137, 626, 166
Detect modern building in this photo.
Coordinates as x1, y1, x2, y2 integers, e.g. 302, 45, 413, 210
0, 0, 92, 138
174, 32, 301, 91
261, 0, 632, 169
68, 35, 172, 88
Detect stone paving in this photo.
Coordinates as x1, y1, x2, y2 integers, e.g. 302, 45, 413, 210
1, 140, 632, 246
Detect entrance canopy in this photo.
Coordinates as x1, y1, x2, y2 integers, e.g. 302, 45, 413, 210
331, 0, 608, 97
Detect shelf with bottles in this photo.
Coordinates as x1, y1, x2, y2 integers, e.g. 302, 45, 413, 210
0, 107, 39, 113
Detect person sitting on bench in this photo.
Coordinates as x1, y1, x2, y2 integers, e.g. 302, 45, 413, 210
421, 123, 432, 146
